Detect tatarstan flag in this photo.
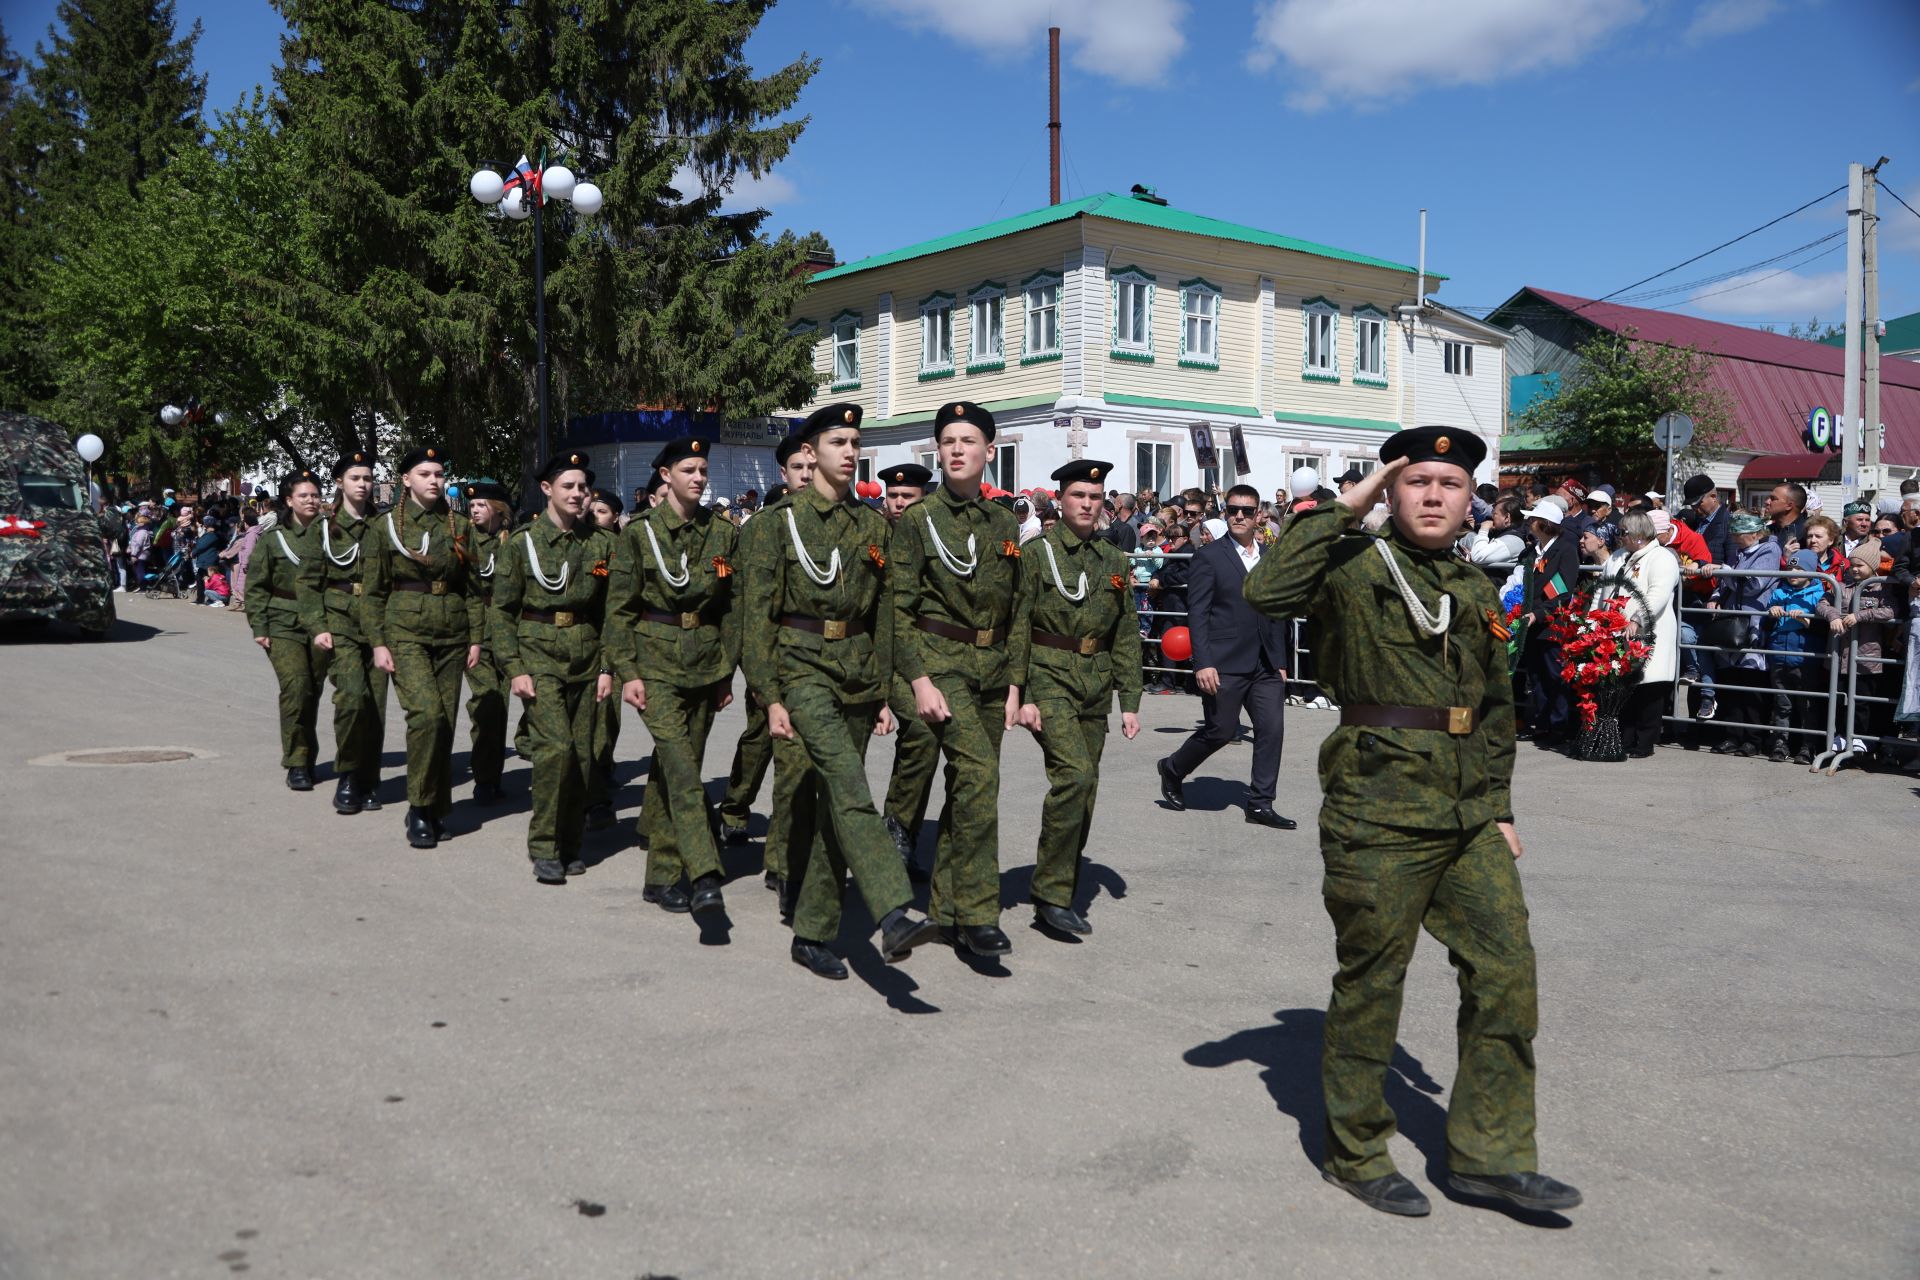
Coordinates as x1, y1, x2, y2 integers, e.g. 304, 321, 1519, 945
1542, 572, 1569, 602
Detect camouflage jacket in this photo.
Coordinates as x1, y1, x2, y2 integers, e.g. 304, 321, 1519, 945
469, 522, 506, 652
245, 516, 323, 641
294, 506, 378, 644
888, 483, 1030, 691
604, 500, 740, 688
359, 498, 484, 649
1018, 522, 1143, 716
487, 515, 617, 684
741, 484, 893, 707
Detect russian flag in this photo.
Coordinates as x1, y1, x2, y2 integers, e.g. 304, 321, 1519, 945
500, 155, 537, 196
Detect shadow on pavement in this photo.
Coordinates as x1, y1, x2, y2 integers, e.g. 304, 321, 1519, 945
0, 615, 164, 643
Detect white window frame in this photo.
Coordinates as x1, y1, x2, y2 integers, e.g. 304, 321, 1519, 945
967, 282, 1006, 372
919, 292, 955, 380
986, 441, 1018, 493
1444, 340, 1475, 377
1346, 457, 1378, 478
1302, 297, 1339, 382
1289, 454, 1327, 487
856, 456, 874, 485
1111, 266, 1155, 362
1021, 270, 1062, 363
829, 311, 861, 390
916, 448, 940, 477
1352, 305, 1387, 386
1178, 278, 1222, 368
1136, 440, 1173, 498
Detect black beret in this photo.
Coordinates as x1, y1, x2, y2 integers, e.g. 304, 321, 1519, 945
591, 488, 624, 515
397, 445, 447, 473
1378, 425, 1486, 475
331, 449, 375, 479
1050, 459, 1114, 489
775, 435, 807, 466
795, 402, 861, 442
644, 471, 667, 497
535, 449, 594, 484
991, 494, 1016, 511
279, 468, 322, 497
882, 463, 934, 490
1682, 474, 1716, 504
651, 437, 712, 471
763, 483, 789, 505
466, 480, 512, 503
934, 400, 995, 440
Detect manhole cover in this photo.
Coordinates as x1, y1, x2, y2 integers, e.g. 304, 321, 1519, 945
29, 746, 218, 767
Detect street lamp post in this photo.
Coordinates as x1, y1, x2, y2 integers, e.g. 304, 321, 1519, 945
469, 154, 604, 463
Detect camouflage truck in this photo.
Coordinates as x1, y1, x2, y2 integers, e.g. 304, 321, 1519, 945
0, 412, 115, 640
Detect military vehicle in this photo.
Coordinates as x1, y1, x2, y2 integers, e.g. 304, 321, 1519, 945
0, 412, 115, 639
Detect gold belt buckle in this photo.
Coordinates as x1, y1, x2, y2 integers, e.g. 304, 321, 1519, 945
1447, 706, 1472, 735
429, 580, 447, 596
351, 583, 363, 597
1077, 636, 1099, 656
821, 619, 847, 641
680, 611, 700, 629
554, 610, 575, 628
975, 628, 995, 647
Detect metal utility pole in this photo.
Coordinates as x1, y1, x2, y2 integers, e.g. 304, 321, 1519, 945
1863, 159, 1885, 496
1048, 27, 1062, 205
1842, 163, 1863, 495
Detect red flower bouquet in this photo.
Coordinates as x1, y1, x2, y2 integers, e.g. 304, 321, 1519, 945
1544, 588, 1653, 755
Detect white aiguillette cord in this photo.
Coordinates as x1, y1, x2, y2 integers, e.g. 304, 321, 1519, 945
521, 530, 570, 592
1373, 538, 1452, 637
320, 519, 359, 567
1038, 537, 1086, 602
384, 512, 430, 558
925, 511, 978, 577
644, 517, 691, 588
274, 529, 302, 565
785, 507, 841, 587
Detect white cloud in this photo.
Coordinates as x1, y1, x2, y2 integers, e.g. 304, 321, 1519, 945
1686, 268, 1846, 318
1245, 0, 1645, 111
853, 0, 1188, 86
672, 164, 799, 212
1683, 0, 1783, 43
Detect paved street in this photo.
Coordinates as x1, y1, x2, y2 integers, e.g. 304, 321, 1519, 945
2, 593, 1916, 1279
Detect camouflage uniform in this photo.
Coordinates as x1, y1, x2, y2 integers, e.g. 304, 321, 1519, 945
605, 501, 740, 888
740, 485, 906, 944
888, 486, 1030, 928
245, 517, 325, 769
1018, 523, 1142, 908
882, 672, 939, 849
0, 413, 115, 637
489, 515, 616, 865
1245, 501, 1535, 1183
360, 500, 485, 819
296, 508, 389, 789
465, 522, 509, 793
719, 495, 804, 873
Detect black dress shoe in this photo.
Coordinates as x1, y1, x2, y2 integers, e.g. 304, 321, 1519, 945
584, 803, 614, 831
286, 766, 314, 792
564, 859, 587, 877
1246, 805, 1297, 831
642, 883, 691, 913
878, 909, 940, 962
1034, 902, 1092, 936
356, 776, 382, 811
1447, 1170, 1582, 1211
1156, 757, 1186, 810
405, 807, 438, 849
332, 777, 363, 815
790, 938, 849, 980
1323, 1169, 1431, 1217
532, 859, 567, 885
472, 781, 502, 805
689, 874, 725, 914
956, 923, 1012, 957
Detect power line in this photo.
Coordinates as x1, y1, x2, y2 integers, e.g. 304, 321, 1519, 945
1617, 230, 1845, 303
1882, 181, 1920, 223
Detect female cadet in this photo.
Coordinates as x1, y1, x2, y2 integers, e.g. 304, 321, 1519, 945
362, 446, 483, 850
584, 487, 626, 830
301, 451, 387, 815
462, 481, 512, 805
245, 469, 327, 791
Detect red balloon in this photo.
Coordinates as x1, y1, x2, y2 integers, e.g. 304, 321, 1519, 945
1160, 625, 1193, 663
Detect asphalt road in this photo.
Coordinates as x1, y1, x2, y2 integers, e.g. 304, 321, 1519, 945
2, 594, 1916, 1279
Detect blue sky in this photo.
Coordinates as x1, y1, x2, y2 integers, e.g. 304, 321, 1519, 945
9, 0, 1920, 327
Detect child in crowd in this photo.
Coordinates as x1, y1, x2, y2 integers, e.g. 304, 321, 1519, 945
1766, 549, 1828, 764
127, 512, 154, 587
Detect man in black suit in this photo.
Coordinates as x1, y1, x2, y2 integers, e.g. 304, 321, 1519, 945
1158, 484, 1296, 829
1683, 473, 1731, 565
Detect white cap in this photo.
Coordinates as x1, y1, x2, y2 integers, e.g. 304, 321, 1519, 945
1521, 502, 1564, 525
1290, 466, 1319, 495
713, 496, 730, 509
1805, 492, 1824, 513
1202, 518, 1228, 541
1645, 490, 1663, 500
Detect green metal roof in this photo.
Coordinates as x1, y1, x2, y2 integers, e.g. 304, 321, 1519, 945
1820, 310, 1920, 355
811, 191, 1441, 283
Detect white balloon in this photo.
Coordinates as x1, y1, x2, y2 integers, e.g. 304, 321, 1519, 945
502, 188, 531, 220
571, 182, 603, 215
160, 404, 185, 426
213, 412, 228, 427
541, 165, 575, 202
469, 169, 505, 204
74, 433, 105, 463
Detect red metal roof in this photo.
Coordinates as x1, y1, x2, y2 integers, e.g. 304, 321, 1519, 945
1738, 454, 1841, 483
1510, 288, 1920, 466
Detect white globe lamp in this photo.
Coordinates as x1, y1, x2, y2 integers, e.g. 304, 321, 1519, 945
469, 169, 505, 205
571, 182, 603, 216
160, 404, 185, 426
502, 188, 531, 220
541, 165, 575, 202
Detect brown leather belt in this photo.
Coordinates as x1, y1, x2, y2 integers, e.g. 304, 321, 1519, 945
781, 614, 867, 640
270, 587, 298, 601
1341, 704, 1477, 736
642, 608, 715, 630
915, 617, 1005, 648
393, 580, 451, 595
520, 607, 583, 627
1032, 628, 1107, 656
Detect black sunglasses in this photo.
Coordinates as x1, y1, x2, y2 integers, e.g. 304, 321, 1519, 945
1226, 504, 1259, 517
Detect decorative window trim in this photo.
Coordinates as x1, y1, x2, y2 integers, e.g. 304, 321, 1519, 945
829, 310, 861, 391
1021, 269, 1063, 362
1111, 265, 1155, 362
917, 367, 957, 382
1177, 277, 1222, 369
918, 291, 955, 377
1301, 295, 1339, 381
788, 317, 818, 335
1020, 351, 1064, 366
967, 280, 1006, 372
1351, 304, 1388, 387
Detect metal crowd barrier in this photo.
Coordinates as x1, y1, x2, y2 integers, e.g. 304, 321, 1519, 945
1817, 575, 1913, 773
1125, 547, 1320, 695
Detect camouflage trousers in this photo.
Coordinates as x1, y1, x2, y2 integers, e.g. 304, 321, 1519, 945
590, 688, 620, 808
1029, 699, 1108, 909
924, 676, 1009, 928
521, 674, 598, 862
717, 697, 771, 833
265, 634, 322, 769
784, 683, 912, 945
391, 641, 467, 817
320, 633, 387, 783
883, 676, 939, 840
465, 650, 507, 789
762, 736, 809, 881
1317, 810, 1539, 1181
639, 681, 722, 888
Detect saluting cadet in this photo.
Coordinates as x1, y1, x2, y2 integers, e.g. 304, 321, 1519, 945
606, 438, 739, 916
490, 450, 618, 884
888, 401, 1033, 959
362, 446, 484, 850
300, 451, 389, 814
1245, 427, 1580, 1219
462, 481, 512, 805
741, 403, 940, 980
1015, 459, 1142, 938
245, 469, 327, 792
875, 462, 938, 881
584, 488, 626, 831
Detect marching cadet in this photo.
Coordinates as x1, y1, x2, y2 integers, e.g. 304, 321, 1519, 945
245, 469, 327, 792
584, 487, 626, 830
1245, 428, 1581, 1219
606, 438, 739, 916
875, 462, 938, 881
362, 446, 484, 850
741, 403, 940, 979
1015, 459, 1142, 938
489, 450, 617, 884
300, 450, 389, 815
627, 467, 670, 852
462, 480, 512, 805
888, 401, 1032, 958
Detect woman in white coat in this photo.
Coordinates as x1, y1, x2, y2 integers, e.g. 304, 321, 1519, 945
1596, 510, 1680, 757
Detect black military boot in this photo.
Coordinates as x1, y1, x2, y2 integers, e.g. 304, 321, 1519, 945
405, 807, 437, 849
531, 859, 567, 885
564, 859, 588, 877
472, 780, 502, 805
877, 908, 940, 962
1447, 1171, 1582, 1211
332, 776, 363, 815
1323, 1170, 1431, 1216
956, 923, 1012, 957
885, 816, 930, 882
790, 938, 848, 980
689, 874, 725, 914
584, 803, 615, 832
356, 775, 382, 810
286, 766, 314, 792
642, 882, 691, 913
1033, 902, 1092, 937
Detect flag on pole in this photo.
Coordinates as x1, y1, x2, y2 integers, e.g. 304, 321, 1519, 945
501, 154, 537, 197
